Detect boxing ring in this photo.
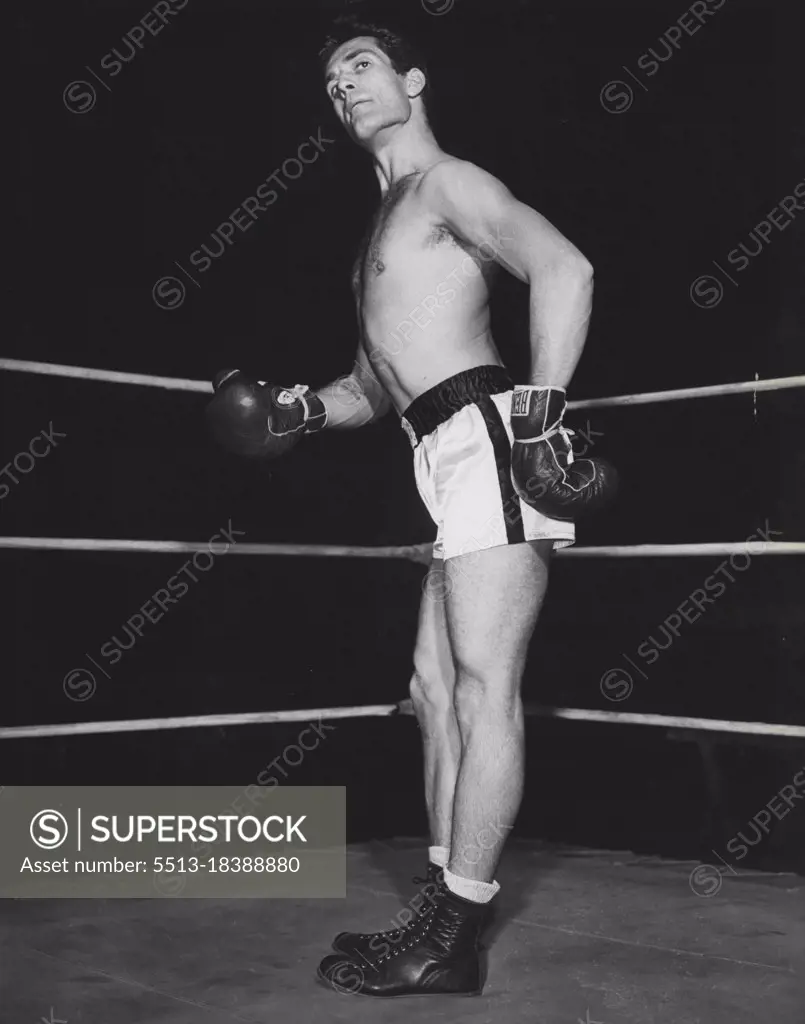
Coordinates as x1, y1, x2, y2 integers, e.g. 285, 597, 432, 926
1, 356, 804, 1024
1, 356, 804, 744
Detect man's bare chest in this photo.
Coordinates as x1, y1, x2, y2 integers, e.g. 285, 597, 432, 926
351, 177, 462, 290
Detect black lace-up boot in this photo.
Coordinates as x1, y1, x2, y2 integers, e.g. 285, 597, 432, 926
331, 862, 444, 959
318, 884, 490, 997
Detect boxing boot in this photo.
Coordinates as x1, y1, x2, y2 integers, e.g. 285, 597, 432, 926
318, 884, 490, 997
331, 862, 444, 959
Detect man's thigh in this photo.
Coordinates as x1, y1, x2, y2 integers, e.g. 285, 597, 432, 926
444, 541, 552, 683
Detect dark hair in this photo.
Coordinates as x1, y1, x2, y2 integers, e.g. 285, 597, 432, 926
319, 15, 431, 110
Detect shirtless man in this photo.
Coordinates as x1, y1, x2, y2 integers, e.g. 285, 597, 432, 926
206, 16, 615, 998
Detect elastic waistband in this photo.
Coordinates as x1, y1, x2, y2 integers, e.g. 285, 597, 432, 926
400, 365, 514, 446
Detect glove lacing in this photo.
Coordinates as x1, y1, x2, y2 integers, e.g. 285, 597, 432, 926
513, 422, 577, 466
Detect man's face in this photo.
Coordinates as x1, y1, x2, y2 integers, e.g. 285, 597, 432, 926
324, 36, 414, 143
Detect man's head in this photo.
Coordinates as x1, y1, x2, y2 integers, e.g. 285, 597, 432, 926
319, 17, 430, 145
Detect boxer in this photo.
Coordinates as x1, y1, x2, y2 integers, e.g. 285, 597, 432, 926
207, 15, 616, 997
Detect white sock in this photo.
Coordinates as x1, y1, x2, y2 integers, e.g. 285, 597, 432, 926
428, 845, 449, 868
443, 866, 500, 904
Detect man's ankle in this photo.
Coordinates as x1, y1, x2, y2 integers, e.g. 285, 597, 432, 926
428, 845, 450, 868
443, 867, 499, 904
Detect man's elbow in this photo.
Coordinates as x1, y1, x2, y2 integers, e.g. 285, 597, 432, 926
550, 253, 593, 298
534, 250, 593, 287
565, 251, 594, 283
370, 388, 393, 422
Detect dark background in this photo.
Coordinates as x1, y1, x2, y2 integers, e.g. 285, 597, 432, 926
4, 0, 804, 871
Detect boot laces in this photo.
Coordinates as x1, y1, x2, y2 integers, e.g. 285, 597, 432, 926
427, 901, 467, 952
371, 897, 471, 965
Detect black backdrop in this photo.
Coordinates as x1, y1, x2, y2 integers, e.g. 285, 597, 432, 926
4, 0, 804, 870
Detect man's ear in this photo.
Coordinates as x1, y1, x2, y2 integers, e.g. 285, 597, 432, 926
405, 67, 427, 99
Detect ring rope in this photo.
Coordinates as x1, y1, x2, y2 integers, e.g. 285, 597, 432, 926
0, 537, 803, 559
0, 358, 209, 393
0, 704, 402, 739
1, 357, 803, 410
1, 703, 802, 740
0, 537, 429, 561
522, 706, 805, 737
556, 541, 804, 558
567, 374, 805, 410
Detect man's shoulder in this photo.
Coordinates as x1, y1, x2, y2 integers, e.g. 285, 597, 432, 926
420, 157, 496, 191
418, 158, 509, 212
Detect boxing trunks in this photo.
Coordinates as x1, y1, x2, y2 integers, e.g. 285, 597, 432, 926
401, 365, 575, 561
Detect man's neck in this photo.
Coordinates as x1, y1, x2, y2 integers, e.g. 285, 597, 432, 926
369, 120, 445, 195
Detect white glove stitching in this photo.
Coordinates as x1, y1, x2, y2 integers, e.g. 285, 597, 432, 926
513, 425, 575, 448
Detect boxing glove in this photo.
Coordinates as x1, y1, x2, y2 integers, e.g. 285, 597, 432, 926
206, 369, 327, 459
510, 385, 617, 521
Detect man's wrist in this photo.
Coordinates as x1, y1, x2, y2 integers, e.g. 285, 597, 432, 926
511, 385, 568, 439
300, 388, 328, 432
517, 384, 566, 394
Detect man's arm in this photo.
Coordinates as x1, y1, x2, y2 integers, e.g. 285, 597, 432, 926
315, 342, 392, 429
423, 159, 594, 388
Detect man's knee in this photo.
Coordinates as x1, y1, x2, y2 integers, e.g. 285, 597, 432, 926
452, 667, 521, 723
409, 668, 453, 716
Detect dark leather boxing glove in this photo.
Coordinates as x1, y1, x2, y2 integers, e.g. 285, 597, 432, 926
206, 369, 327, 459
510, 385, 617, 521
